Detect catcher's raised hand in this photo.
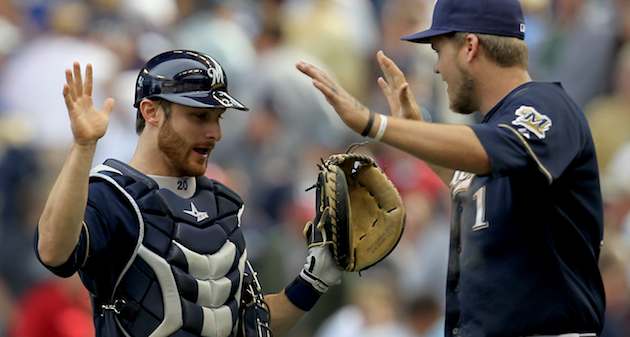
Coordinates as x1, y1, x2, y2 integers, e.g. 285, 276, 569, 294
63, 62, 115, 146
376, 51, 422, 121
296, 61, 370, 134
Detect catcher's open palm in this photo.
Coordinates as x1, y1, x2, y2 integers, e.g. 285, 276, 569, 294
63, 62, 115, 146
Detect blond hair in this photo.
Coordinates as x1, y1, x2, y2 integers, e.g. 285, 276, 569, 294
453, 32, 529, 68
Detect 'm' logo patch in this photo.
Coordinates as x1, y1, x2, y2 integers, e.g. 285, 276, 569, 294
511, 106, 552, 139
207, 62, 225, 88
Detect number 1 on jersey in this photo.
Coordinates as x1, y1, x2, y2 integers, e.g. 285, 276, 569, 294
472, 186, 489, 231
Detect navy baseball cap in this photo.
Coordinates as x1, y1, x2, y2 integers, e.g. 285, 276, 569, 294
401, 0, 526, 44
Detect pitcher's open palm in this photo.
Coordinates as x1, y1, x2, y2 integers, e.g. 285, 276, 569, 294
376, 51, 422, 121
63, 62, 115, 146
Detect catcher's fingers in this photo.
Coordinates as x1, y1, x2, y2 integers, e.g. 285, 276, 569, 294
65, 69, 77, 101
84, 63, 93, 97
101, 98, 115, 117
63, 85, 75, 114
400, 83, 422, 120
73, 62, 83, 97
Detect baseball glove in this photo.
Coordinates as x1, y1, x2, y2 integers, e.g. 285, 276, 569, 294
304, 153, 405, 272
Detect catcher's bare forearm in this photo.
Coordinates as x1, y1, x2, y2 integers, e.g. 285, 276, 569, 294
38, 143, 96, 267
379, 117, 490, 174
265, 292, 306, 336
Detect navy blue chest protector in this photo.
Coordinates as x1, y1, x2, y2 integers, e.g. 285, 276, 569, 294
90, 159, 250, 337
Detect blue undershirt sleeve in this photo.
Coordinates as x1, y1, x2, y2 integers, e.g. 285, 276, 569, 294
34, 182, 115, 277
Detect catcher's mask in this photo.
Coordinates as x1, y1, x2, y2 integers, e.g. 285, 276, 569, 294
134, 50, 248, 111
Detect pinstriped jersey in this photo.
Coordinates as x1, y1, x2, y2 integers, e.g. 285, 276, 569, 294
445, 82, 605, 337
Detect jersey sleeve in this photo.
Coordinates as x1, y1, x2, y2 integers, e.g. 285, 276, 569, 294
470, 103, 583, 183
34, 182, 116, 277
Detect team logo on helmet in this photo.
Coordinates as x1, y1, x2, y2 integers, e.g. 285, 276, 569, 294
511, 105, 552, 139
212, 91, 238, 108
207, 62, 225, 88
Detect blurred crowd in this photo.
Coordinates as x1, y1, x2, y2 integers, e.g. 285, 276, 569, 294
0, 0, 628, 336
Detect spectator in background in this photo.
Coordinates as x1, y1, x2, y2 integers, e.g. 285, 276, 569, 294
0, 118, 46, 297
405, 294, 444, 337
601, 142, 630, 247
0, 280, 12, 336
529, 0, 616, 107
586, 43, 630, 172
372, 0, 457, 124
599, 248, 630, 337
283, 0, 378, 99
7, 276, 93, 337
0, 1, 120, 152
315, 277, 415, 337
379, 149, 450, 303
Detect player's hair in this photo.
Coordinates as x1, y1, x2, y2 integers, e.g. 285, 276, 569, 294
135, 99, 172, 134
452, 32, 528, 68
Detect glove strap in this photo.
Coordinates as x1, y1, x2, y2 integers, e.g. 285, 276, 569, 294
284, 275, 322, 311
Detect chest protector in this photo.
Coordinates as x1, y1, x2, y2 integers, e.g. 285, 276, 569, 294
90, 159, 255, 337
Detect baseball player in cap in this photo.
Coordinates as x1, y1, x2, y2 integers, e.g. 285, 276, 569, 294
36, 50, 344, 337
297, 0, 606, 336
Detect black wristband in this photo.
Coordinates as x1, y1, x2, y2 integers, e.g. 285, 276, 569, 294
360, 111, 375, 137
284, 275, 322, 311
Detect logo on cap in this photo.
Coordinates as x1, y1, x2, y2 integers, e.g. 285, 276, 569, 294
519, 23, 526, 33
207, 63, 225, 88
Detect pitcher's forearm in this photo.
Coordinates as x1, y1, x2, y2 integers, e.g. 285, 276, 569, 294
427, 164, 454, 187
381, 118, 490, 174
37, 142, 97, 266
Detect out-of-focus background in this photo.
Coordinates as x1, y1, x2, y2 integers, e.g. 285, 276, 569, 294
0, 0, 629, 336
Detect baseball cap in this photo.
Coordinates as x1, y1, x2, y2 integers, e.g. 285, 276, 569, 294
401, 0, 526, 44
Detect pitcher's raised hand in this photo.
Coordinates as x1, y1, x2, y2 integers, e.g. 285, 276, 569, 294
63, 62, 115, 146
376, 51, 422, 121
296, 61, 370, 134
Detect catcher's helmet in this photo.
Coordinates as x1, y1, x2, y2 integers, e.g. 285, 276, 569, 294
134, 50, 248, 110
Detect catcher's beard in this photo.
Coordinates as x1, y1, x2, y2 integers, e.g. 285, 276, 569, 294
158, 117, 208, 177
450, 61, 481, 115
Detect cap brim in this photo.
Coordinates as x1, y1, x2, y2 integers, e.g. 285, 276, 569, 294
159, 90, 249, 111
401, 28, 454, 44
